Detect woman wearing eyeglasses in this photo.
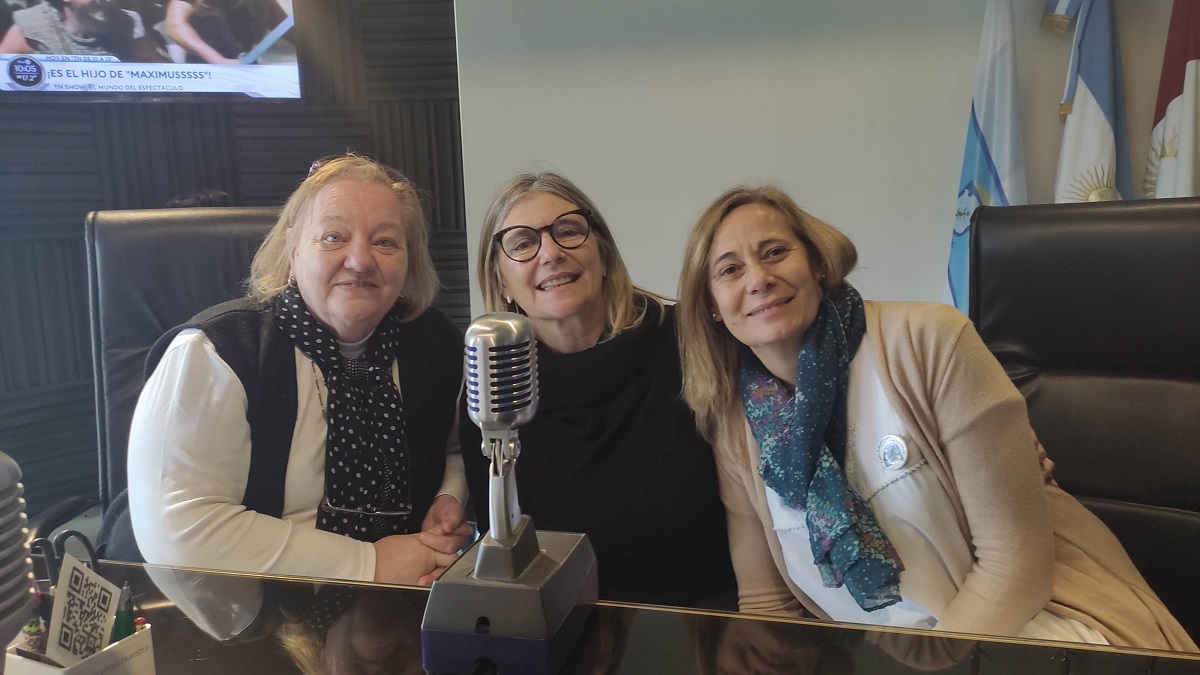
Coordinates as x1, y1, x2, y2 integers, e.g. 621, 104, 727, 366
126, 155, 472, 585
463, 172, 737, 608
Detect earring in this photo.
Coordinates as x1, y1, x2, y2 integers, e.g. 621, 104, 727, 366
505, 295, 513, 305
287, 274, 296, 288
711, 312, 719, 321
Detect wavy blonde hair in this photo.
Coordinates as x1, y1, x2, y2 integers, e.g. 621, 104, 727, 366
476, 171, 664, 337
677, 185, 857, 443
247, 154, 438, 321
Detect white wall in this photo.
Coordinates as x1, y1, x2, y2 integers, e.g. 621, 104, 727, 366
456, 0, 1172, 313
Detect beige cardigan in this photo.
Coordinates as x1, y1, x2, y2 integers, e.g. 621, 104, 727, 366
715, 300, 1197, 652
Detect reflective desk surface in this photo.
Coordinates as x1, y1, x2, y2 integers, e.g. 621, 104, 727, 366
86, 561, 1199, 675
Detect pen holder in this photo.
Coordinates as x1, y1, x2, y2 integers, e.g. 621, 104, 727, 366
5, 625, 154, 675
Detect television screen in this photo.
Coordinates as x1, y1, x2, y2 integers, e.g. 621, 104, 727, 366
0, 0, 299, 98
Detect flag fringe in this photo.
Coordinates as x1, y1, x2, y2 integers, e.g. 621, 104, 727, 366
1041, 13, 1072, 33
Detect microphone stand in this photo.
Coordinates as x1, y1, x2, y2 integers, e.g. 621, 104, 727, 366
422, 316, 598, 675
472, 432, 539, 581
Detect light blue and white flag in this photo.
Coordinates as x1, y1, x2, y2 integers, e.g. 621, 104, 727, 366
948, 0, 1027, 313
1053, 0, 1133, 203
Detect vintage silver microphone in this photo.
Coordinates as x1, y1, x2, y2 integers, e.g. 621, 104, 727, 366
464, 313, 537, 545
422, 313, 597, 675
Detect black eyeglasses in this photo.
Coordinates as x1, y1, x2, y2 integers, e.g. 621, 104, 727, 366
492, 208, 593, 262
319, 460, 413, 519
308, 155, 409, 183
319, 495, 412, 519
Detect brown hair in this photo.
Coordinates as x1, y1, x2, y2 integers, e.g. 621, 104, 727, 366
677, 185, 857, 443
247, 154, 438, 321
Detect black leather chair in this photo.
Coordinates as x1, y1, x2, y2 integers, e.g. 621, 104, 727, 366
969, 198, 1200, 641
87, 207, 279, 513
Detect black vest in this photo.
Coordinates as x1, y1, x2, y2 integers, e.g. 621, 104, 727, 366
148, 297, 464, 524
101, 297, 462, 561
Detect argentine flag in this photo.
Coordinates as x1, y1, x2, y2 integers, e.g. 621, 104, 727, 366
1053, 0, 1133, 202
948, 0, 1027, 313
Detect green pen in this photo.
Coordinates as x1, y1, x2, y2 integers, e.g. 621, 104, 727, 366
110, 582, 135, 644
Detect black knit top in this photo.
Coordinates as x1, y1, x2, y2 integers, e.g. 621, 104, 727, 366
462, 301, 737, 608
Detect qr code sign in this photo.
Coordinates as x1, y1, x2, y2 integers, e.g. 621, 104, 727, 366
58, 566, 114, 656
47, 554, 120, 667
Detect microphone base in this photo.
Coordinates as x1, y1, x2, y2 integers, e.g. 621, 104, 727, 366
474, 513, 540, 580
421, 524, 598, 675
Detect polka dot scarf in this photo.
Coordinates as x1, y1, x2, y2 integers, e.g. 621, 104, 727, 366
739, 283, 904, 612
276, 286, 412, 542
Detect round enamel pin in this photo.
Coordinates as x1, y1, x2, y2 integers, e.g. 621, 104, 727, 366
877, 434, 908, 470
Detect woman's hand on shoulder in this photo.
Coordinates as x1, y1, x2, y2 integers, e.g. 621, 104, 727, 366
1035, 434, 1058, 487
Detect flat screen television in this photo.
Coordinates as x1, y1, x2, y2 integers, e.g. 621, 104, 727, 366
0, 0, 300, 99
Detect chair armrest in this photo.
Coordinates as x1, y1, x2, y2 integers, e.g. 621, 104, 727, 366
26, 495, 98, 541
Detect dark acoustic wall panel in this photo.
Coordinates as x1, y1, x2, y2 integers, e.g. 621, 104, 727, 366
370, 100, 466, 231
430, 229, 470, 330
361, 0, 458, 102
0, 104, 100, 510
95, 104, 240, 209
0, 103, 98, 393
0, 383, 95, 515
0, 0, 468, 514
234, 105, 373, 206
0, 240, 91, 391
0, 105, 103, 242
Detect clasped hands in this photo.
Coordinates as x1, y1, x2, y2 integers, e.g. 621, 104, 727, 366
371, 494, 474, 585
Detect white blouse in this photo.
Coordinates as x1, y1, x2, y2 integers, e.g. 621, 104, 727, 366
766, 330, 1107, 644
128, 329, 466, 582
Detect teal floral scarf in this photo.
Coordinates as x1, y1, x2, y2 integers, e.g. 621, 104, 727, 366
739, 283, 904, 611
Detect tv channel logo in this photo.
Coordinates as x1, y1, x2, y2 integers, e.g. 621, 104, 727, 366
7, 56, 46, 89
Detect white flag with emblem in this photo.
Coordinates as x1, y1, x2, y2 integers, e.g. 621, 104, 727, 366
1146, 0, 1200, 198
946, 0, 1027, 313
1053, 0, 1133, 203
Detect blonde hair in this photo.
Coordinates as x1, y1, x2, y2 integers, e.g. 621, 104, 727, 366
277, 622, 324, 675
476, 171, 665, 338
677, 185, 857, 443
248, 154, 438, 321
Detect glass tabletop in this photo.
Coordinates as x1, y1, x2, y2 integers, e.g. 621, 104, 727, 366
89, 561, 1199, 675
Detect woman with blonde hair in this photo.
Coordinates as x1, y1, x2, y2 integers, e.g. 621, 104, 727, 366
126, 154, 471, 585
676, 184, 1196, 650
463, 171, 737, 607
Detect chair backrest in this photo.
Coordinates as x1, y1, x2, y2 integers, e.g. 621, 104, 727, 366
969, 198, 1200, 640
86, 207, 279, 509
